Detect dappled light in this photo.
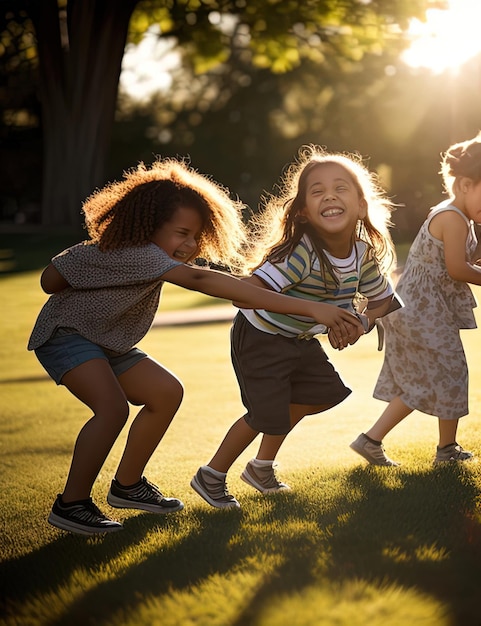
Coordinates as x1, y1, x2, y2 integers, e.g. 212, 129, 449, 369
2, 463, 480, 624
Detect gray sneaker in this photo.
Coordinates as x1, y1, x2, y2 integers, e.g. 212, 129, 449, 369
435, 442, 473, 463
350, 433, 400, 467
240, 460, 291, 494
190, 466, 240, 509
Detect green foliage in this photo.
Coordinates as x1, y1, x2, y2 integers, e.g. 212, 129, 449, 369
1, 268, 481, 624
129, 0, 428, 73
0, 0, 439, 232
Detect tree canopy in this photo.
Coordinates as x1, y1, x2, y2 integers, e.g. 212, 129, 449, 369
2, 0, 432, 229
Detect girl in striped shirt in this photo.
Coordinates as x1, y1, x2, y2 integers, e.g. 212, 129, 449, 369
192, 145, 398, 508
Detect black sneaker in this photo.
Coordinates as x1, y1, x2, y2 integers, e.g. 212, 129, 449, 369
48, 495, 123, 535
107, 476, 184, 514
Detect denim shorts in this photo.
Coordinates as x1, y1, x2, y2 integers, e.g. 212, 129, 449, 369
34, 329, 148, 385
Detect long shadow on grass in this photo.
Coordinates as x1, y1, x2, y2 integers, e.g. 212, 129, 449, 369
323, 464, 481, 625
226, 463, 481, 626
0, 506, 245, 624
1, 464, 480, 625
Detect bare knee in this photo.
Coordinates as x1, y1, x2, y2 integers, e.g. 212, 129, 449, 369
130, 376, 184, 412
97, 397, 130, 426
154, 376, 184, 411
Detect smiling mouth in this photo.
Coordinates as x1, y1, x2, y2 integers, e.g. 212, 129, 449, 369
321, 207, 343, 217
174, 250, 189, 259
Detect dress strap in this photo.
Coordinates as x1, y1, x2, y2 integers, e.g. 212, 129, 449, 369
426, 202, 470, 227
426, 202, 477, 257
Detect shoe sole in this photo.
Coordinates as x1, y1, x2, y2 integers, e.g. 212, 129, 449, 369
107, 492, 184, 514
349, 441, 400, 467
48, 512, 123, 535
434, 456, 474, 464
240, 468, 290, 494
190, 475, 240, 509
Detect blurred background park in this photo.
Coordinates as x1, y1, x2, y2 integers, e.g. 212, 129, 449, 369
1, 0, 481, 258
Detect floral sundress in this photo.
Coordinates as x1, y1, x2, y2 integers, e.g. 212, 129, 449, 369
373, 202, 478, 419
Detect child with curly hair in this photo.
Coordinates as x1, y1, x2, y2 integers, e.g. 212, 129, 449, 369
191, 145, 398, 508
29, 158, 362, 535
351, 133, 481, 466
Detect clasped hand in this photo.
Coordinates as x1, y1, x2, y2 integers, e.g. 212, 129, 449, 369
312, 303, 364, 351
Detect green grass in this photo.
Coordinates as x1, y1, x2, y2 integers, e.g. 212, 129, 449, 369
1, 265, 481, 626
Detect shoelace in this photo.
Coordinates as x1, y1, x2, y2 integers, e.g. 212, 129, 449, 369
69, 501, 109, 523
254, 463, 282, 488
203, 473, 234, 500
123, 477, 164, 502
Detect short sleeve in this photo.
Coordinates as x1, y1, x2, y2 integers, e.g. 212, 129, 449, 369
253, 240, 312, 292
52, 243, 181, 289
358, 245, 393, 301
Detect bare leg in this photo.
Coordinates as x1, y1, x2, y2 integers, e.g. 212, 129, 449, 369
365, 396, 413, 442
208, 416, 259, 473
438, 418, 458, 448
115, 358, 183, 485
435, 418, 473, 462
61, 359, 130, 503
255, 403, 330, 460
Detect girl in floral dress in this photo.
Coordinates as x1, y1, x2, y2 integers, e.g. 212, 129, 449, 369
351, 133, 481, 466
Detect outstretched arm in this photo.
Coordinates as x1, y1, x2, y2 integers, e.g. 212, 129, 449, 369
40, 263, 70, 294
162, 264, 362, 345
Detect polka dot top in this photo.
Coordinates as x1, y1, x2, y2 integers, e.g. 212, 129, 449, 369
28, 242, 181, 354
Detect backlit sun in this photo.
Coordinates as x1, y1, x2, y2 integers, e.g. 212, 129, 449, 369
402, 0, 481, 73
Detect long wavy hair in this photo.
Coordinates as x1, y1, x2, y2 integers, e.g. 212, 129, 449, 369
82, 158, 248, 273
244, 145, 396, 278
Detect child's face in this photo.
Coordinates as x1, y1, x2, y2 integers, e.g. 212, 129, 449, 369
462, 179, 481, 223
151, 206, 203, 262
299, 163, 367, 239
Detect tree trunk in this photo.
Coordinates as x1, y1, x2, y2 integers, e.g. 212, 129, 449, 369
28, 0, 138, 230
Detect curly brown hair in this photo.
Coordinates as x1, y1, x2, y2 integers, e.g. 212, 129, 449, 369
82, 158, 248, 272
440, 131, 481, 194
244, 145, 396, 277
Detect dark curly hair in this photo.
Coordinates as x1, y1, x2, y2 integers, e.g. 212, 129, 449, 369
82, 158, 248, 272
440, 131, 481, 195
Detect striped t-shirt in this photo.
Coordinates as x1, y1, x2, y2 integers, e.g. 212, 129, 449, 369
241, 234, 393, 337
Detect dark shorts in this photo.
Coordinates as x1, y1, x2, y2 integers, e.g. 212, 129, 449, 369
34, 329, 148, 385
231, 313, 351, 435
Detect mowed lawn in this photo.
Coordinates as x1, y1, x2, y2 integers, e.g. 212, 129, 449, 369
1, 270, 481, 626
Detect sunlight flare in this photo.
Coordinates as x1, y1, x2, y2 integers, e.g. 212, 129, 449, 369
402, 0, 481, 73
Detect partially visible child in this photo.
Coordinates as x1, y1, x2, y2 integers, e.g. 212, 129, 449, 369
191, 145, 398, 508
29, 158, 362, 535
351, 133, 481, 466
